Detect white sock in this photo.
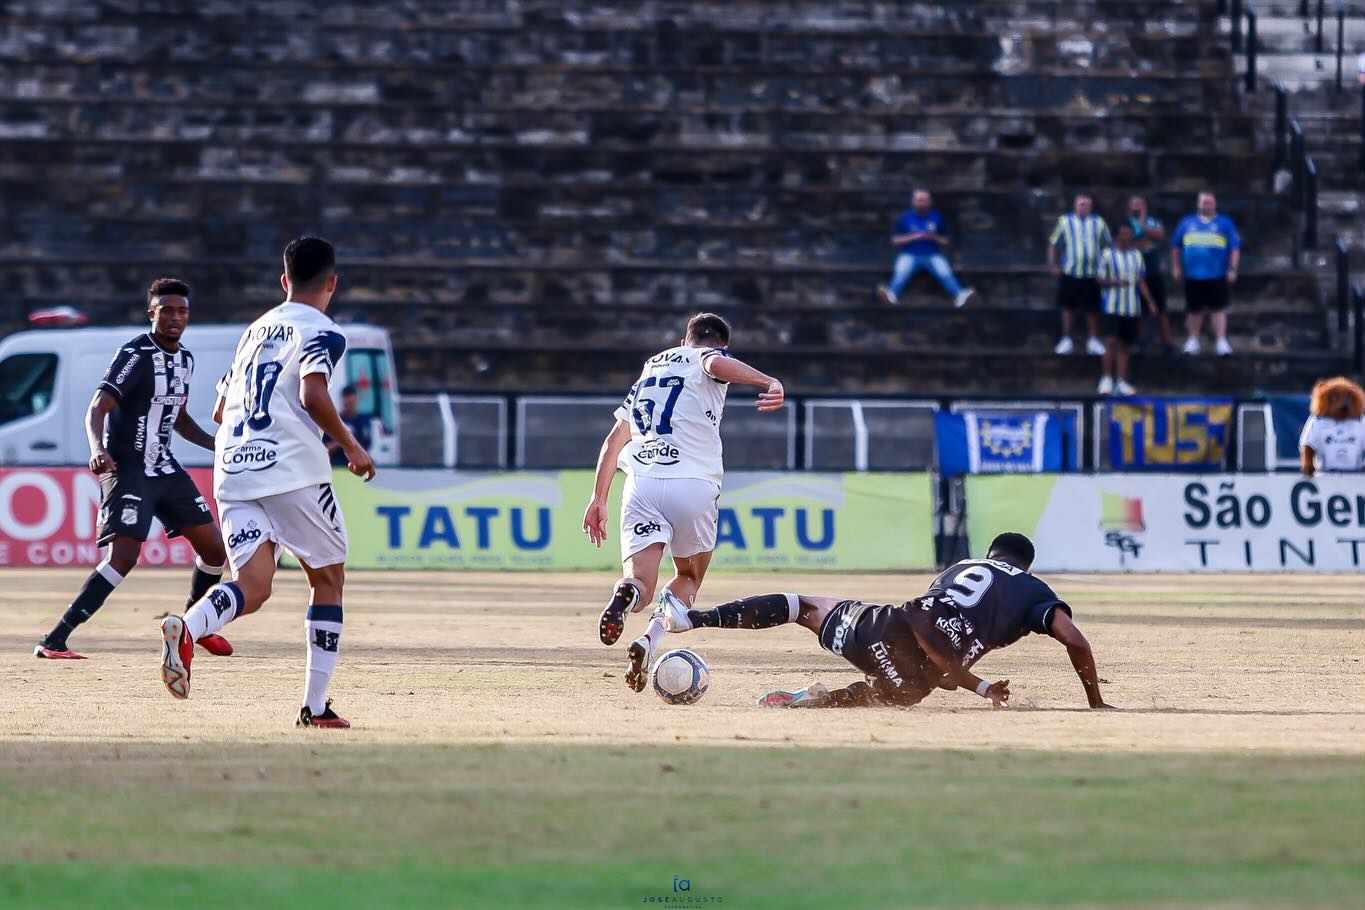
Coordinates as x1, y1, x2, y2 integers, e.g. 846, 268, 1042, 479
304, 604, 343, 714
642, 610, 668, 652
182, 582, 243, 641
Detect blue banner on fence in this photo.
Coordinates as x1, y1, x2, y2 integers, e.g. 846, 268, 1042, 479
1267, 395, 1311, 464
1106, 397, 1234, 471
934, 411, 1073, 474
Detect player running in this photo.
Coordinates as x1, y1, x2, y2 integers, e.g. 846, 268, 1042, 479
583, 313, 784, 692
658, 532, 1113, 709
34, 278, 233, 661
156, 237, 375, 729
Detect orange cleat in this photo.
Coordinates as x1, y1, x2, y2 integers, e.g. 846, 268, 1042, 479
33, 645, 86, 660
197, 633, 234, 657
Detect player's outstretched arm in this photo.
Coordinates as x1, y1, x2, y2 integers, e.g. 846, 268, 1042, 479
703, 355, 784, 412
300, 373, 375, 482
912, 627, 1010, 708
1048, 610, 1113, 709
173, 407, 217, 451
582, 419, 631, 547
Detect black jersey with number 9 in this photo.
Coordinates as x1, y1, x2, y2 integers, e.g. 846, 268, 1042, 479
924, 559, 1071, 655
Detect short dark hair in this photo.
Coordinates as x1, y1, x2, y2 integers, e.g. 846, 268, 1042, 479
1115, 221, 1134, 234
147, 277, 191, 305
685, 312, 731, 347
987, 532, 1035, 570
283, 236, 336, 290
341, 385, 358, 397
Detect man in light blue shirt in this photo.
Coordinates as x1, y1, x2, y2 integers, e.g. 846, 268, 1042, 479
1171, 191, 1240, 356
878, 189, 976, 308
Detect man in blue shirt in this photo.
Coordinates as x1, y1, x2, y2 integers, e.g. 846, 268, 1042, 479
1129, 194, 1175, 356
878, 189, 975, 308
1171, 192, 1240, 356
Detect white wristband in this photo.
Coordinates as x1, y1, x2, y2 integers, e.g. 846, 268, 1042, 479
975, 680, 991, 698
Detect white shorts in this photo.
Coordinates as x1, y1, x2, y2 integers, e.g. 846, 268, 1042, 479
220, 482, 348, 573
620, 474, 720, 562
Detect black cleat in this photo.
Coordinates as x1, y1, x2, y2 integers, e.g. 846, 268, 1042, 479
296, 699, 350, 729
624, 638, 653, 693
598, 582, 639, 646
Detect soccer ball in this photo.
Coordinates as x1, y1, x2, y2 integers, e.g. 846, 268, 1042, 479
651, 649, 710, 705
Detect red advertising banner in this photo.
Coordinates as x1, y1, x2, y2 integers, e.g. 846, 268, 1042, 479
0, 467, 217, 567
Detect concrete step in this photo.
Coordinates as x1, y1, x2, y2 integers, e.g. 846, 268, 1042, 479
391, 341, 1350, 397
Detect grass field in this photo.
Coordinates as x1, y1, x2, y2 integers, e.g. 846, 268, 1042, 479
0, 568, 1361, 908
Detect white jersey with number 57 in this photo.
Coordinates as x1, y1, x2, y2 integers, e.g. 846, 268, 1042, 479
613, 346, 730, 487
214, 302, 347, 501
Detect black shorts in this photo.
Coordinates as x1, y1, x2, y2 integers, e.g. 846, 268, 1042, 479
1057, 275, 1101, 313
1184, 278, 1229, 313
907, 596, 986, 670
1103, 314, 1141, 346
1145, 266, 1167, 313
96, 466, 214, 546
818, 600, 939, 699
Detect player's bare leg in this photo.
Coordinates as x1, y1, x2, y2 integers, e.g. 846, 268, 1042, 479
160, 542, 273, 699
296, 559, 349, 729
179, 521, 234, 656
600, 542, 663, 647
628, 549, 712, 692
611, 543, 664, 691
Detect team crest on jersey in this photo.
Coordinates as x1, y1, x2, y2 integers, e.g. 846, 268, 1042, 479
120, 506, 139, 525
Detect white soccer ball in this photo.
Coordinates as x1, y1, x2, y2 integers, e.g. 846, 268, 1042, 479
651, 648, 710, 705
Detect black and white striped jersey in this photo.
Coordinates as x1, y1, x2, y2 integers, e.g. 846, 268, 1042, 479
98, 334, 194, 477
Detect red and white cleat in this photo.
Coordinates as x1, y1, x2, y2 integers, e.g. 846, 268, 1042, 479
159, 615, 193, 700
297, 700, 350, 729
756, 683, 829, 709
33, 645, 86, 660
197, 633, 234, 657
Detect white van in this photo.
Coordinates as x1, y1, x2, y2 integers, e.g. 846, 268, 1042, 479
0, 322, 400, 467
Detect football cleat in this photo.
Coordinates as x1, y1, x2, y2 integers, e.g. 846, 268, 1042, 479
658, 589, 693, 633
624, 635, 655, 693
33, 644, 86, 660
159, 615, 193, 700
197, 633, 234, 657
756, 683, 830, 709
598, 581, 639, 646
297, 700, 350, 729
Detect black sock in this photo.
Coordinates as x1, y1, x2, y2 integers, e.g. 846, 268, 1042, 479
43, 570, 118, 649
688, 593, 796, 630
186, 562, 225, 609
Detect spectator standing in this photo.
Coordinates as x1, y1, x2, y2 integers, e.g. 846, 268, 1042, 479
1095, 223, 1157, 396
1300, 377, 1365, 476
1171, 191, 1240, 356
1128, 195, 1174, 355
878, 189, 976, 308
326, 385, 372, 467
1047, 194, 1110, 355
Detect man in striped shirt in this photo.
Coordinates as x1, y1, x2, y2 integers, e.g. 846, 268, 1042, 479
34, 278, 233, 660
1047, 194, 1111, 356
1096, 223, 1157, 396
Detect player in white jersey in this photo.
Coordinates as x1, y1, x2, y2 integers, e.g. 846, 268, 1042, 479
583, 313, 785, 692
157, 237, 376, 729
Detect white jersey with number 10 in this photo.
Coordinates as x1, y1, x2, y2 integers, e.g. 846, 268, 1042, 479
613, 346, 729, 487
214, 302, 347, 502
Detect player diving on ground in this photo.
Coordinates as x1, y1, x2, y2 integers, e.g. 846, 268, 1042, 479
583, 313, 784, 692
657, 533, 1114, 709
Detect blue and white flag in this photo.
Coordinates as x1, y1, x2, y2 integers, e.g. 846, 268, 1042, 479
934, 411, 1072, 475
